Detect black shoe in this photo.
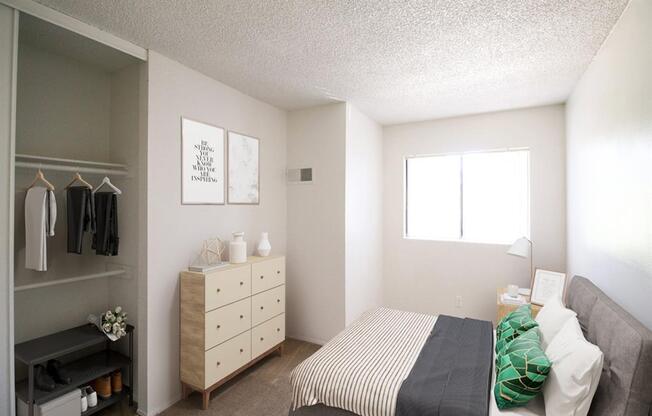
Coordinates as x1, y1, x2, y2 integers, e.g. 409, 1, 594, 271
46, 360, 72, 385
35, 365, 56, 391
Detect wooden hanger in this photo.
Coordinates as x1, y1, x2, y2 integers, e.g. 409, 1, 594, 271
65, 172, 93, 189
93, 176, 122, 195
27, 169, 55, 191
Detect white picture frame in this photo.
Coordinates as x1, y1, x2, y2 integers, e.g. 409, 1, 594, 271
531, 269, 567, 306
227, 131, 260, 205
181, 117, 225, 205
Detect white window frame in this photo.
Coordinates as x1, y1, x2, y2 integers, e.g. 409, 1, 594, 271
403, 147, 531, 245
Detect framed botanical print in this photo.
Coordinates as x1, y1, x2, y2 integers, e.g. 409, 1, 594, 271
227, 131, 259, 204
530, 269, 567, 305
181, 117, 225, 204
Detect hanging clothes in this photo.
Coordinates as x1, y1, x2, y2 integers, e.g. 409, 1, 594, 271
92, 192, 119, 256
66, 186, 95, 254
25, 186, 57, 271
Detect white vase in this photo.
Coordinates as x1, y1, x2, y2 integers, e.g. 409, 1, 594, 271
257, 232, 271, 257
229, 232, 247, 264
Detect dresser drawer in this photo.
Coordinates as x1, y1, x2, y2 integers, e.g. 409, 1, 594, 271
251, 257, 285, 294
252, 313, 285, 359
205, 331, 251, 387
205, 298, 251, 350
251, 285, 285, 327
205, 265, 251, 311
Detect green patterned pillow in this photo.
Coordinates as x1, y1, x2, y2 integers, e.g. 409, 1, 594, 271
494, 328, 551, 409
496, 304, 538, 352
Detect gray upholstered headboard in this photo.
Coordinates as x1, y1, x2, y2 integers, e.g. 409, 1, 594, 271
566, 276, 652, 416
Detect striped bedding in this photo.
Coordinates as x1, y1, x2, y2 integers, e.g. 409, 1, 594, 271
290, 308, 438, 416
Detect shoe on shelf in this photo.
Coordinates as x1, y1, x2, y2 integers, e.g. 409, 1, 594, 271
94, 375, 112, 399
34, 365, 56, 392
46, 359, 72, 385
111, 370, 122, 393
85, 386, 98, 407
81, 389, 88, 413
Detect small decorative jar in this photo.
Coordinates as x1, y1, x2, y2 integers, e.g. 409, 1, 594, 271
257, 232, 271, 257
229, 232, 247, 263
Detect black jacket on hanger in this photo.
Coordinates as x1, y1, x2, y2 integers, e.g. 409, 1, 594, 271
92, 192, 119, 256
66, 186, 95, 254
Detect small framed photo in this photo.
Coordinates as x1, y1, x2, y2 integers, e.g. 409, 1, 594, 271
227, 131, 260, 205
181, 118, 225, 204
531, 269, 567, 306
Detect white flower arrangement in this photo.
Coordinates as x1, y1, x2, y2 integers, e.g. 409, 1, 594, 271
101, 306, 128, 340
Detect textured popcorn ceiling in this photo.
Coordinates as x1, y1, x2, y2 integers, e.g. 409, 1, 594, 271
34, 0, 629, 125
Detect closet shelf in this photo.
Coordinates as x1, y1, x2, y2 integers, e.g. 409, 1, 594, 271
14, 269, 127, 292
15, 154, 128, 176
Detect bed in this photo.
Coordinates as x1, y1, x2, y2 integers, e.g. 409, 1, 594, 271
289, 276, 652, 416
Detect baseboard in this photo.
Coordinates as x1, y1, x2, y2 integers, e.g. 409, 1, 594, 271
287, 333, 327, 346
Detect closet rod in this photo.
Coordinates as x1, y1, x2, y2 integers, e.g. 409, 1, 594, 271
15, 162, 128, 176
16, 153, 128, 169
14, 269, 126, 292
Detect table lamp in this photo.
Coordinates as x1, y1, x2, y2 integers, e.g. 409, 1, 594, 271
507, 236, 533, 281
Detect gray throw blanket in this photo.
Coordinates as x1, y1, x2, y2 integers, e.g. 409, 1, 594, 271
396, 315, 494, 416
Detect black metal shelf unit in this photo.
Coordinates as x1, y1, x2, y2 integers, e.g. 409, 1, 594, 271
14, 324, 134, 416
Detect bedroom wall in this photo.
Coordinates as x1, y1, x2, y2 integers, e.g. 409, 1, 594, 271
287, 103, 347, 345
0, 5, 17, 414
146, 51, 287, 414
566, 0, 652, 330
345, 104, 383, 325
383, 105, 566, 322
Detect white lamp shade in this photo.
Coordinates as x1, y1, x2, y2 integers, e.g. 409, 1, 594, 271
507, 237, 531, 258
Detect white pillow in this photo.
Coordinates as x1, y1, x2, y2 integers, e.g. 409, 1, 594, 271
535, 293, 577, 348
543, 317, 603, 416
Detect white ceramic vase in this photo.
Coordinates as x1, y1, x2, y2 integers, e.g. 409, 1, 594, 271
229, 232, 247, 263
257, 232, 271, 257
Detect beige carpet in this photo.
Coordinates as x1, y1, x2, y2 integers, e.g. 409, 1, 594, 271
96, 339, 319, 416
162, 338, 320, 416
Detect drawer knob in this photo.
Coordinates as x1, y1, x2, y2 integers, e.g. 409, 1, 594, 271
216, 325, 221, 329
260, 306, 264, 310
277, 299, 280, 303
260, 337, 264, 341
277, 270, 280, 274
216, 288, 221, 293
277, 328, 280, 332
240, 315, 244, 319
260, 275, 264, 279
240, 348, 244, 353
216, 362, 221, 366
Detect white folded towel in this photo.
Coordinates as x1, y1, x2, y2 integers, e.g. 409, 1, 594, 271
25, 186, 56, 271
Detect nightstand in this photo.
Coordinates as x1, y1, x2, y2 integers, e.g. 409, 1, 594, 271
496, 287, 542, 323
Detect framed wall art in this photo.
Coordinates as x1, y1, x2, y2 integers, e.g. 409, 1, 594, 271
530, 269, 567, 305
227, 131, 259, 204
181, 117, 225, 204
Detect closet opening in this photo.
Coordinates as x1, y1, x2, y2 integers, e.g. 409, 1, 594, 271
13, 12, 146, 416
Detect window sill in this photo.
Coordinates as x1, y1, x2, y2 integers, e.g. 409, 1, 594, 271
402, 236, 514, 246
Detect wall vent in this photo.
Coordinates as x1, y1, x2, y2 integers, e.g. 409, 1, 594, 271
287, 167, 313, 184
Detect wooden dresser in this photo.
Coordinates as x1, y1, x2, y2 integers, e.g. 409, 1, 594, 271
180, 255, 286, 409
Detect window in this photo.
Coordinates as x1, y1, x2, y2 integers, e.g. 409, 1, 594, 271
405, 149, 529, 244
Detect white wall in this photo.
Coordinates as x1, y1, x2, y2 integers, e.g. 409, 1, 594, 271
345, 104, 383, 325
566, 0, 652, 329
146, 51, 287, 414
286, 103, 347, 345
0, 5, 17, 415
383, 105, 566, 322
